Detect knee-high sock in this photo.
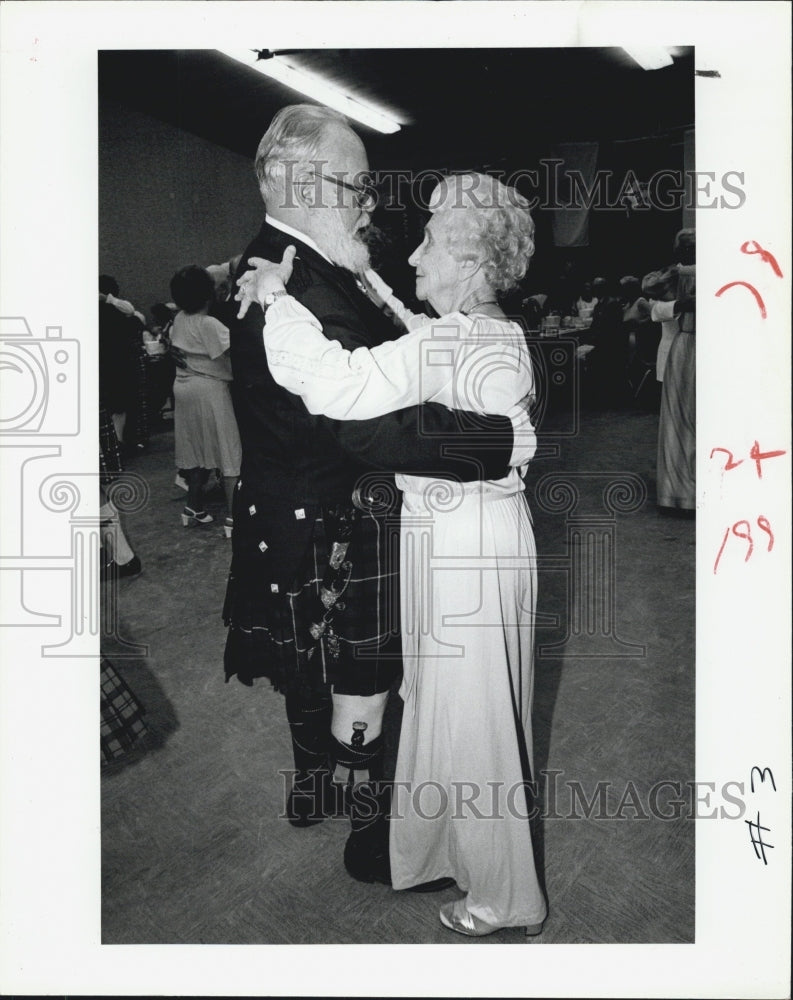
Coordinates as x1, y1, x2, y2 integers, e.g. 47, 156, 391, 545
285, 689, 333, 779
330, 691, 388, 786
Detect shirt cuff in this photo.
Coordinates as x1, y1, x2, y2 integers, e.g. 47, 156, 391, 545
264, 294, 318, 325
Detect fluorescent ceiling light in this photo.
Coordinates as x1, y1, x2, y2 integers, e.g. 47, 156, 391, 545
623, 46, 674, 71
218, 49, 402, 134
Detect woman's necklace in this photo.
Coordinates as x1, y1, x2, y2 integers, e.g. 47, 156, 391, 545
463, 299, 499, 315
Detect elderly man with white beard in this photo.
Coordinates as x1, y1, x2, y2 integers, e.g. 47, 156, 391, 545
222, 104, 521, 887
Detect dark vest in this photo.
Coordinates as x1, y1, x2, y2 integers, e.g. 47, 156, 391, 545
230, 221, 404, 504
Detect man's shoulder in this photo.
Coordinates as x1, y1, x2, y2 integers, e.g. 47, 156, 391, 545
241, 221, 336, 300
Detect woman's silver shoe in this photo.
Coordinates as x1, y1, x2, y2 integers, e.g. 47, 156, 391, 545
439, 898, 543, 938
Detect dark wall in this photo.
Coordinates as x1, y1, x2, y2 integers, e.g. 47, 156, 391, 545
99, 99, 264, 317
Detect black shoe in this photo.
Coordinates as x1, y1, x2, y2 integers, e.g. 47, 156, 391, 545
286, 770, 344, 827
342, 770, 392, 884
117, 554, 142, 578
344, 822, 391, 885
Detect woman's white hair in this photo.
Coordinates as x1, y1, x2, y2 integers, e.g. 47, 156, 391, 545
428, 172, 536, 293
255, 104, 349, 197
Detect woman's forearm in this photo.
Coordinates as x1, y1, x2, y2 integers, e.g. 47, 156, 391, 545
263, 297, 533, 429
363, 269, 425, 330
263, 297, 448, 419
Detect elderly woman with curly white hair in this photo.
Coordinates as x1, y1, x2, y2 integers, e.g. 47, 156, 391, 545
236, 173, 548, 938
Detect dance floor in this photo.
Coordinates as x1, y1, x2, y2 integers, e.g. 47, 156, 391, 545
101, 404, 695, 944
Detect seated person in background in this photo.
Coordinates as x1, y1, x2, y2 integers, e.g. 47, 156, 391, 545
574, 281, 598, 323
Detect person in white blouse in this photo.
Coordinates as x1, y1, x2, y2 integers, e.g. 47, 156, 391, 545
237, 173, 548, 938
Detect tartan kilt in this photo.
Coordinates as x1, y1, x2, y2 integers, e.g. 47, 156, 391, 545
100, 658, 148, 763
223, 490, 402, 698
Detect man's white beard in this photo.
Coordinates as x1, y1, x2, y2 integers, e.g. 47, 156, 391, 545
313, 210, 371, 273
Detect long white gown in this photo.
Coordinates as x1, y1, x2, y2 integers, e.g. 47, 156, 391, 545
262, 287, 547, 928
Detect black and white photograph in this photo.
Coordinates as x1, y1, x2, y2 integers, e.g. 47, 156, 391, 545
0, 3, 790, 997
97, 44, 699, 946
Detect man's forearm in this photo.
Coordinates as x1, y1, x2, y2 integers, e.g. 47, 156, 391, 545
325, 404, 514, 482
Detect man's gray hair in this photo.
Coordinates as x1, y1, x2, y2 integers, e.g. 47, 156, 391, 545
254, 104, 348, 196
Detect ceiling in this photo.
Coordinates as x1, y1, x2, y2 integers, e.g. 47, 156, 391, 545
99, 47, 694, 167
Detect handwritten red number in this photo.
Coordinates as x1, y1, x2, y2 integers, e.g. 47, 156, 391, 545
757, 515, 774, 552
731, 520, 754, 562
713, 526, 730, 575
713, 515, 776, 575
710, 446, 743, 470
715, 281, 767, 319
749, 440, 786, 479
740, 240, 784, 278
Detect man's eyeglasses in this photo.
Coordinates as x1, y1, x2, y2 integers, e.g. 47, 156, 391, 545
311, 171, 378, 212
